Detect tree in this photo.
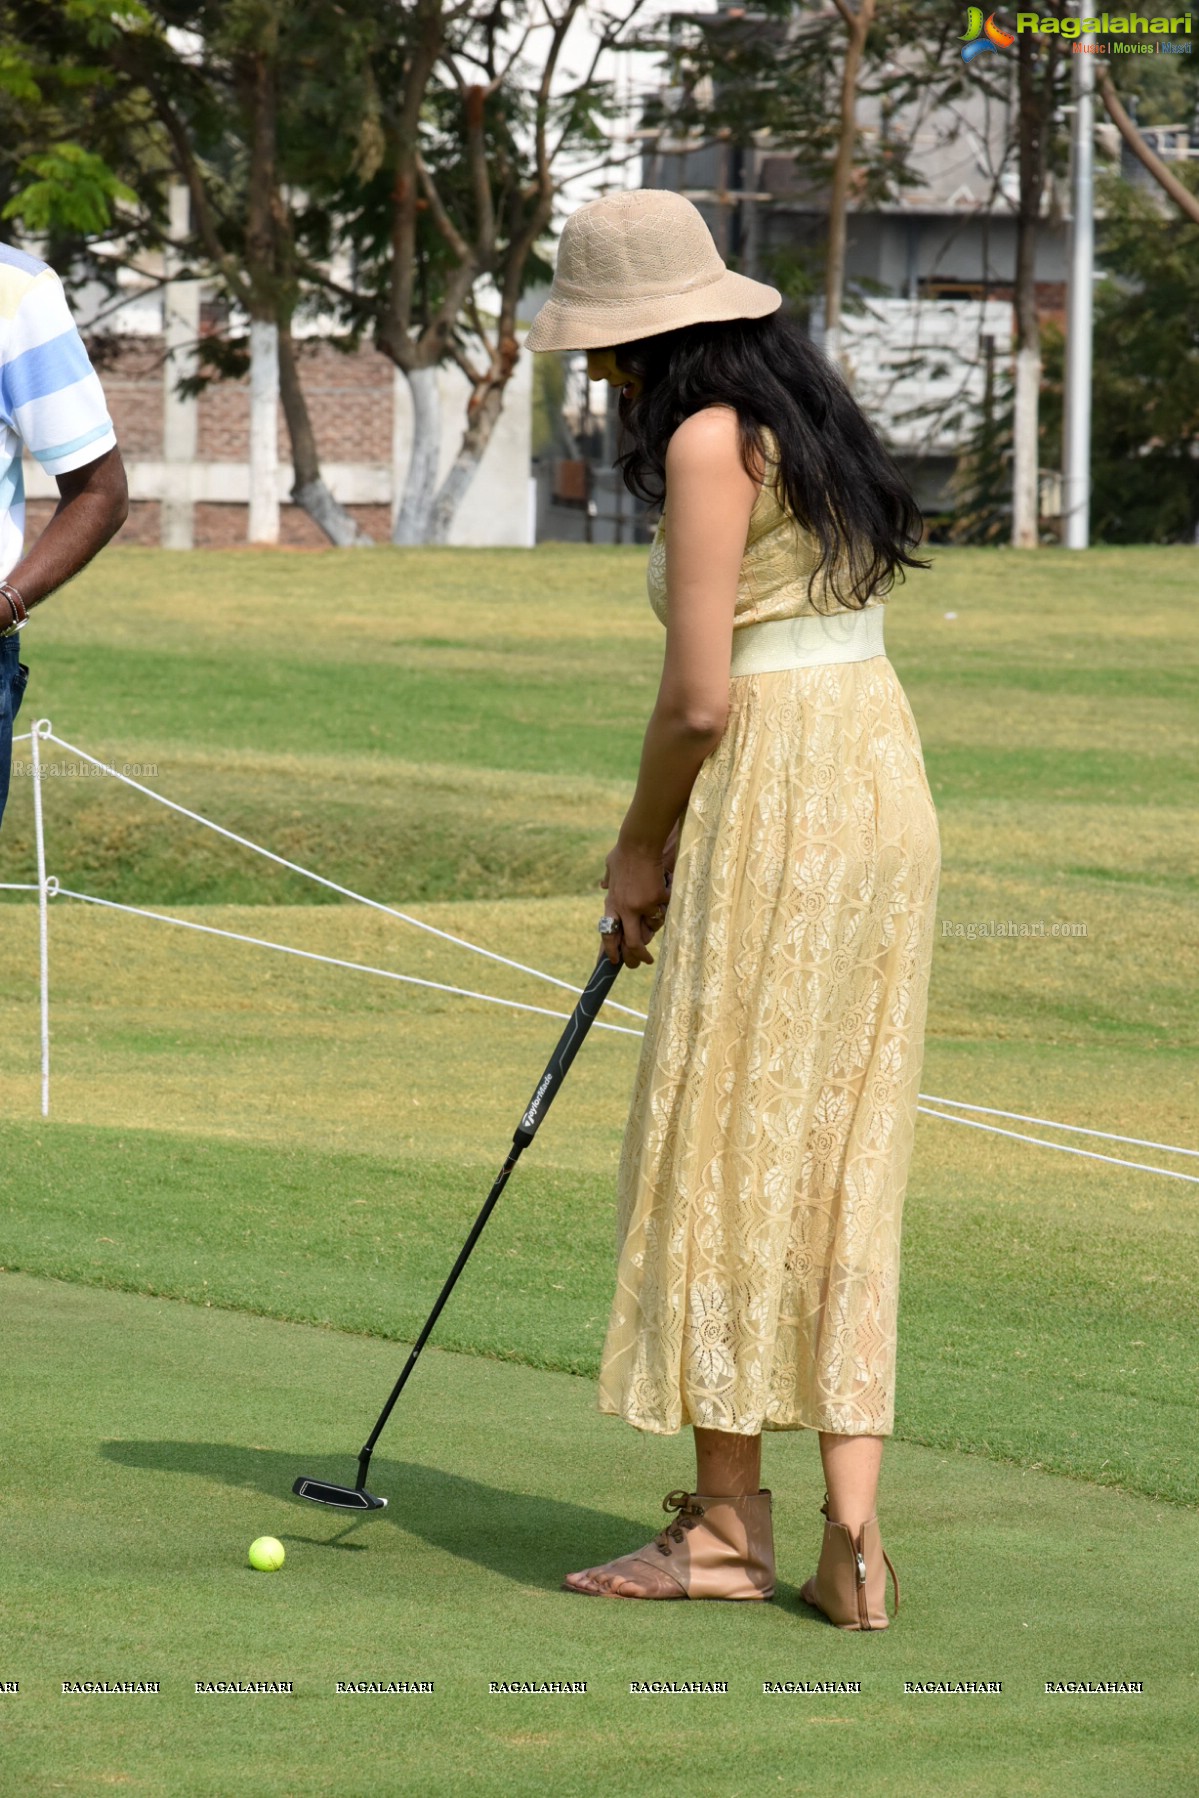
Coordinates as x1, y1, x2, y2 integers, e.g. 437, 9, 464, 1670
634, 1, 1078, 545
1, 1, 158, 265
309, 0, 650, 545
4, 0, 380, 545
630, 0, 1000, 359
1039, 166, 1199, 543
824, 0, 876, 373
111, 1, 377, 544
1096, 67, 1199, 227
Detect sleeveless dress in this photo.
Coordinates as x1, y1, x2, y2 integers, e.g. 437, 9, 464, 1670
595, 425, 941, 1439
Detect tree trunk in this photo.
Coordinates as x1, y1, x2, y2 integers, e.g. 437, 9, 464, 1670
1011, 35, 1048, 550
1012, 347, 1040, 547
277, 326, 374, 547
392, 364, 441, 545
824, 0, 875, 375
394, 332, 524, 545
248, 318, 280, 543
162, 179, 199, 551
426, 383, 505, 544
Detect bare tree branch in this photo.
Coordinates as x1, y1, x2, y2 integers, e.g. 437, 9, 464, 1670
1096, 68, 1199, 227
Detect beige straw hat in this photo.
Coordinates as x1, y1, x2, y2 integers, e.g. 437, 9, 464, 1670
524, 188, 782, 353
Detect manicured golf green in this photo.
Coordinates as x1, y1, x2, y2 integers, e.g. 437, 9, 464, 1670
2, 1272, 1196, 1798
0, 543, 1195, 1794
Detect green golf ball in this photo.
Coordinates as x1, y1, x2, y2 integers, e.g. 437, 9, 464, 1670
248, 1536, 286, 1572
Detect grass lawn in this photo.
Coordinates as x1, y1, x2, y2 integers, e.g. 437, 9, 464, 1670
0, 542, 1196, 1795
3, 1272, 1195, 1798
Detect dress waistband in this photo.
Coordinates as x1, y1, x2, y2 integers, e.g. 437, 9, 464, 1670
728, 603, 885, 676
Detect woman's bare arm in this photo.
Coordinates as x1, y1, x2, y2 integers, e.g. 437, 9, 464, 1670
600, 405, 762, 967
616, 404, 761, 855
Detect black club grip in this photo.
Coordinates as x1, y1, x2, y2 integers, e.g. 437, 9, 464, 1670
512, 948, 624, 1148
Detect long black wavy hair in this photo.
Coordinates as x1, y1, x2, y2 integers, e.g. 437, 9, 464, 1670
609, 311, 929, 611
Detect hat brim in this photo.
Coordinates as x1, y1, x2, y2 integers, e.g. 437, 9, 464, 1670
523, 269, 783, 353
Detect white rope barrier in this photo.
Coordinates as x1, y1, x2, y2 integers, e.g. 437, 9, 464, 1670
918, 1092, 1199, 1159
29, 719, 50, 1117
38, 726, 651, 1025
916, 1106, 1199, 1186
38, 887, 1199, 1183
49, 887, 646, 1039
9, 722, 1196, 1186
0, 882, 39, 890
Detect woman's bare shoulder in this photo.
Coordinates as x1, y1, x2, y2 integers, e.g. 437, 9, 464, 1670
665, 405, 764, 491
666, 403, 740, 454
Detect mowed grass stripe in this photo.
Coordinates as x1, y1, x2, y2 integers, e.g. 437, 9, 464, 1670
1, 1114, 1195, 1507
1, 543, 1195, 906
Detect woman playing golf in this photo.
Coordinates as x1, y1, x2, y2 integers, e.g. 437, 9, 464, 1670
524, 190, 939, 1628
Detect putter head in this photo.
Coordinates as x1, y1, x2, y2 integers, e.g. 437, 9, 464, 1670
292, 1476, 387, 1511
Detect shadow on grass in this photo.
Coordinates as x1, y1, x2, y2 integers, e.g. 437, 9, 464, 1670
99, 1437, 813, 1600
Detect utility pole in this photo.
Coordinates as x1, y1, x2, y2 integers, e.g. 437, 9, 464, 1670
1063, 34, 1096, 550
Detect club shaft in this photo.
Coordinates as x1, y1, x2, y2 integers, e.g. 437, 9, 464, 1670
354, 948, 623, 1488
356, 1143, 524, 1481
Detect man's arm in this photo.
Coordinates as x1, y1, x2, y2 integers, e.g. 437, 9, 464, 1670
5, 445, 129, 611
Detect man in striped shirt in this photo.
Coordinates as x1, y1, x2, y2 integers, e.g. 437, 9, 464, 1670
0, 242, 129, 831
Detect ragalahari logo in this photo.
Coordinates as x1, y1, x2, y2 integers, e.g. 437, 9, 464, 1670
961, 7, 1016, 59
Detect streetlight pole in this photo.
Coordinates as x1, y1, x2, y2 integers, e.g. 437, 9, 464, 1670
1063, 33, 1096, 550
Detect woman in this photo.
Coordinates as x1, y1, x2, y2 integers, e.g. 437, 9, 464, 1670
524, 190, 940, 1629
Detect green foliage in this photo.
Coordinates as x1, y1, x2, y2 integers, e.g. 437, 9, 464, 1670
0, 42, 41, 105
0, 0, 163, 275
1, 143, 138, 234
947, 355, 1016, 546
756, 239, 825, 332
1039, 169, 1199, 544
531, 352, 568, 460
950, 165, 1199, 547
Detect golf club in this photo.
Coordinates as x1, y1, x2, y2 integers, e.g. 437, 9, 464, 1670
292, 944, 625, 1510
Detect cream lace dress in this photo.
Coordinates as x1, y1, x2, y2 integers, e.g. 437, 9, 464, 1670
595, 425, 941, 1439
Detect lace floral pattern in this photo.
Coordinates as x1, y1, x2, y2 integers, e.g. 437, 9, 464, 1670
596, 427, 940, 1438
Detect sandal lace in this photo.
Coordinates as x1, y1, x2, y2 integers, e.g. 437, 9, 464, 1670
652, 1489, 705, 1556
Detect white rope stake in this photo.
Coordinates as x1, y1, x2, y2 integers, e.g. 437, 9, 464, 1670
918, 1092, 1198, 1158
29, 719, 51, 1116
41, 729, 651, 1023
917, 1105, 1199, 1186
49, 888, 646, 1039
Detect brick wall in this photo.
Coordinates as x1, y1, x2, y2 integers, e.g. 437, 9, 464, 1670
23, 321, 534, 550
191, 502, 392, 549
24, 496, 164, 546
195, 337, 396, 463
90, 332, 395, 471
89, 337, 167, 457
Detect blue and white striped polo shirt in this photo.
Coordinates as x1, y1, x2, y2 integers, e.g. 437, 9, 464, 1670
0, 242, 118, 582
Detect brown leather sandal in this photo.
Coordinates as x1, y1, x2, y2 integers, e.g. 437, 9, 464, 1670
562, 1487, 776, 1600
798, 1492, 900, 1629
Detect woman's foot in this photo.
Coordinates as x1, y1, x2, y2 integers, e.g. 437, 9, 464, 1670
562, 1488, 776, 1600
798, 1493, 900, 1629
563, 1554, 686, 1598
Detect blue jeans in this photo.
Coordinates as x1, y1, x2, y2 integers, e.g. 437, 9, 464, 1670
0, 635, 30, 834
